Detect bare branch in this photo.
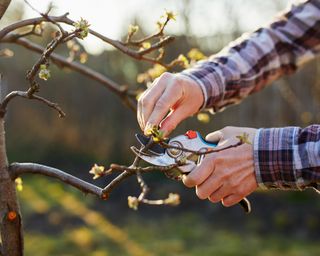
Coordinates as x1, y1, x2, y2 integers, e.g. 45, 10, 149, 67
102, 171, 133, 197
125, 17, 171, 46
102, 145, 151, 197
9, 163, 104, 198
141, 197, 179, 206
23, 0, 67, 35
2, 35, 137, 111
108, 163, 178, 173
26, 34, 63, 84
0, 15, 129, 55
0, 14, 69, 40
159, 140, 243, 156
0, 14, 174, 67
137, 172, 149, 201
138, 36, 174, 56
0, 90, 65, 117
0, 0, 11, 20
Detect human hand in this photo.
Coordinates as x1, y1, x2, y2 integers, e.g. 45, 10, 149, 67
137, 72, 204, 137
182, 126, 258, 207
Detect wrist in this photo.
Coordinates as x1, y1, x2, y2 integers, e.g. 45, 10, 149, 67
176, 73, 206, 111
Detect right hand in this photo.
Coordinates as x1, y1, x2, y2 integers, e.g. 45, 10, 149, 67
137, 72, 204, 137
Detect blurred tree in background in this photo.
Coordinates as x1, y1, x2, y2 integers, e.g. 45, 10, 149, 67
0, 0, 319, 255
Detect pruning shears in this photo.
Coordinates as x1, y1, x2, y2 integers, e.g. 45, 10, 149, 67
131, 130, 251, 213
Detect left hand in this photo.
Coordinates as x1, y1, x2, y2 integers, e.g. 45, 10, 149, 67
182, 126, 258, 207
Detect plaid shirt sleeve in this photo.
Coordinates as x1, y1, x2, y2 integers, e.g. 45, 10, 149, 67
181, 0, 320, 112
180, 0, 320, 190
254, 126, 320, 191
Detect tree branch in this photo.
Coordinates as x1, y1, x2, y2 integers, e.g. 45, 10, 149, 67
108, 163, 178, 174
0, 0, 11, 20
0, 15, 174, 62
102, 170, 133, 197
2, 35, 137, 111
0, 91, 66, 117
9, 163, 104, 198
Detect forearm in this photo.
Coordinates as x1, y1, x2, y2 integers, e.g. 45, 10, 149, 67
254, 125, 320, 191
181, 0, 320, 112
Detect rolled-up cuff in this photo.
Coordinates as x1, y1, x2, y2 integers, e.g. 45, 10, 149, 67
253, 127, 302, 190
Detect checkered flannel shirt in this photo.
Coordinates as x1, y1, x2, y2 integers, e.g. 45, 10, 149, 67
181, 0, 320, 191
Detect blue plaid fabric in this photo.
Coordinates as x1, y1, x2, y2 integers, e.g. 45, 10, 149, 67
181, 0, 320, 191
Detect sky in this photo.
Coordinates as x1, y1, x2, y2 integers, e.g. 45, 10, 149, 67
3, 0, 291, 55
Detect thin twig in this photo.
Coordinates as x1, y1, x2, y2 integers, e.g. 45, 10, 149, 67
138, 36, 174, 56
0, 15, 69, 40
0, 14, 174, 67
9, 163, 104, 198
0, 91, 65, 117
141, 198, 171, 205
24, 0, 67, 35
160, 141, 243, 156
25, 32, 63, 85
102, 140, 157, 198
0, 0, 11, 20
102, 171, 134, 196
125, 17, 170, 46
108, 163, 178, 173
2, 36, 137, 111
11, 24, 43, 39
137, 171, 149, 201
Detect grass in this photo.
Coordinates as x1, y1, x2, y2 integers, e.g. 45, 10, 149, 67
17, 177, 320, 256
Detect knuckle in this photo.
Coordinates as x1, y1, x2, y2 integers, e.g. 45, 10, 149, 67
160, 72, 172, 80
221, 126, 234, 133
141, 97, 150, 107
221, 169, 232, 180
235, 186, 246, 197
228, 179, 238, 189
221, 126, 230, 133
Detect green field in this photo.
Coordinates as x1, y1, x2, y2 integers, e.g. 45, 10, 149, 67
19, 177, 320, 256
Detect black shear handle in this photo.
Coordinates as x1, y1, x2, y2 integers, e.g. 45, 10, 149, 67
238, 197, 251, 214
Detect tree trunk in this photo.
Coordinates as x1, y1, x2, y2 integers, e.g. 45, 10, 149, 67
0, 118, 23, 256
0, 0, 11, 20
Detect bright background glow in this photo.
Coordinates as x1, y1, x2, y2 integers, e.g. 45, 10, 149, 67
4, 0, 292, 54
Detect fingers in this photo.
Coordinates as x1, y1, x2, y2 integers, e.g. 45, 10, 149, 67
195, 174, 222, 200
208, 184, 229, 203
159, 106, 190, 137
137, 78, 165, 131
205, 130, 223, 144
182, 155, 215, 188
144, 82, 182, 134
221, 194, 244, 207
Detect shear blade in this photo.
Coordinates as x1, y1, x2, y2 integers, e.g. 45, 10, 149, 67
131, 146, 170, 166
130, 146, 153, 157
135, 133, 165, 155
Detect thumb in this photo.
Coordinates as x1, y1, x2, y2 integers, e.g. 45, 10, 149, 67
205, 130, 223, 143
159, 107, 189, 137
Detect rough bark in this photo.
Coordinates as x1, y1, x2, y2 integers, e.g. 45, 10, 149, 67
0, 118, 23, 256
0, 0, 11, 20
